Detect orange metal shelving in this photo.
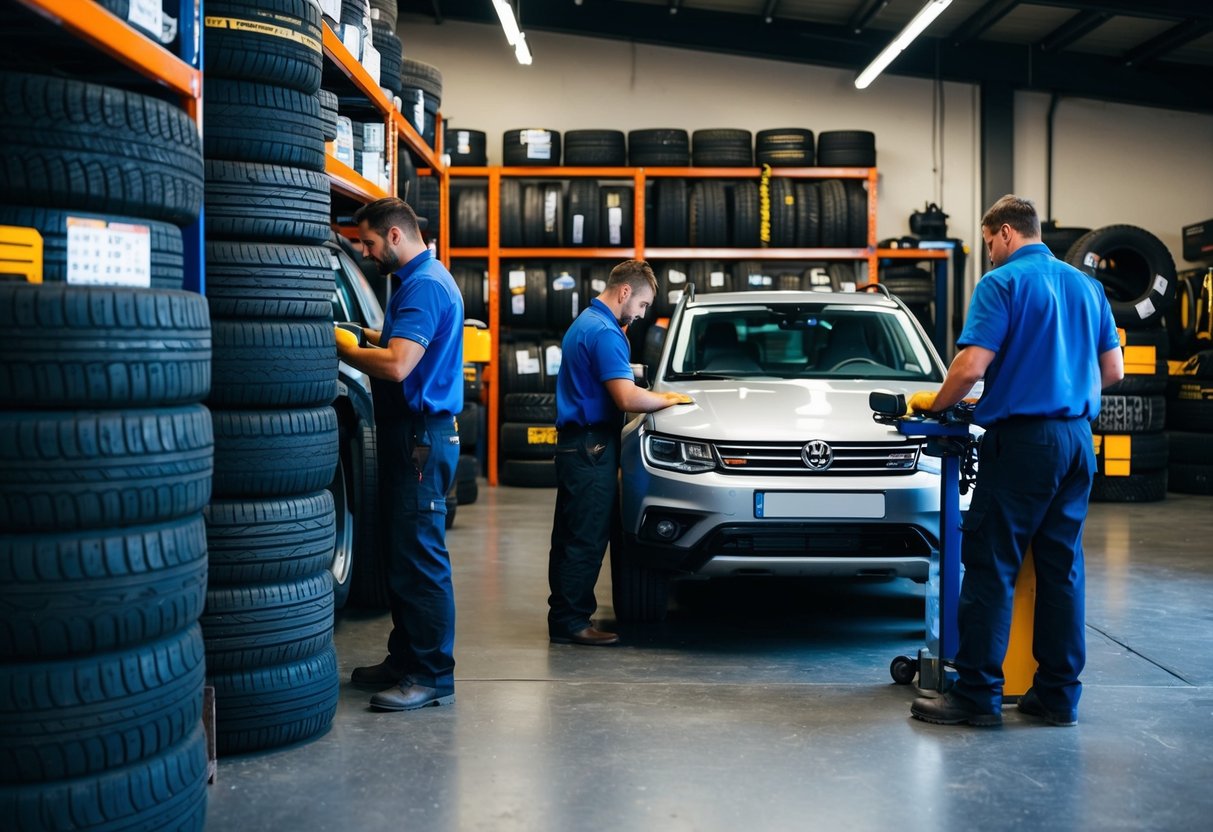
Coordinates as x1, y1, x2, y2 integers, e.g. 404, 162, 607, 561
447, 164, 883, 486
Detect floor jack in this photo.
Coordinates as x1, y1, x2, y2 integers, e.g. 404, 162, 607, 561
871, 392, 1037, 699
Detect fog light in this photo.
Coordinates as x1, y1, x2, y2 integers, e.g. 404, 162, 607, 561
654, 519, 679, 540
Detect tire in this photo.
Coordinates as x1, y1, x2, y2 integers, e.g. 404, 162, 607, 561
204, 492, 335, 585
756, 128, 814, 167
770, 177, 797, 247
453, 186, 488, 247
0, 72, 203, 225
402, 87, 439, 148
458, 401, 481, 449
453, 263, 487, 322
547, 262, 583, 330
690, 181, 727, 247
610, 524, 670, 623
371, 21, 403, 96
455, 475, 479, 506
499, 458, 557, 487
503, 128, 561, 165
0, 516, 207, 659
628, 129, 690, 166
211, 406, 339, 498
1167, 381, 1213, 431
731, 181, 759, 248
501, 422, 558, 461
208, 645, 338, 754
691, 129, 753, 167
600, 186, 634, 247
819, 179, 847, 246
1041, 224, 1090, 260
0, 724, 208, 831
523, 182, 562, 245
205, 242, 335, 319
1090, 469, 1167, 502
1105, 326, 1168, 395
204, 160, 331, 244
1164, 271, 1201, 361
691, 260, 731, 294
0, 406, 213, 532
846, 181, 869, 247
881, 266, 934, 306
401, 58, 444, 101
445, 128, 487, 166
0, 206, 184, 290
318, 89, 339, 142
1094, 395, 1165, 433
565, 180, 601, 246
794, 182, 821, 247
208, 319, 338, 408
564, 129, 626, 166
1093, 430, 1168, 475
500, 180, 523, 245
500, 268, 547, 330
655, 262, 690, 318
204, 0, 323, 94
0, 284, 210, 408
503, 392, 557, 422
816, 130, 876, 167
652, 178, 688, 246
203, 78, 324, 170
0, 625, 205, 783
1167, 462, 1213, 495
1065, 225, 1177, 329
370, 0, 399, 29
200, 572, 334, 671
346, 423, 388, 610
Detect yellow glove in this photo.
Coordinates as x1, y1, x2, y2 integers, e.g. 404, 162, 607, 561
334, 326, 358, 349
907, 391, 937, 414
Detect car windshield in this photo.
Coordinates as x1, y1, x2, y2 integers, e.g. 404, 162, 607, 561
665, 302, 942, 381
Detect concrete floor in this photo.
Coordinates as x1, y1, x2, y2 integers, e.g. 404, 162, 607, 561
206, 486, 1213, 832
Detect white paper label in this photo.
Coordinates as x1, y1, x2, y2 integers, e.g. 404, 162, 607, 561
544, 189, 558, 233
127, 0, 162, 34
456, 131, 471, 154
607, 206, 623, 245
1082, 252, 1100, 268
552, 274, 577, 291
1152, 274, 1169, 295
411, 89, 425, 133
571, 214, 585, 244
591, 279, 606, 293
571, 291, 580, 317
361, 41, 381, 85
363, 123, 385, 152
321, 0, 342, 20
544, 345, 563, 376
710, 270, 725, 288
516, 349, 540, 374
668, 289, 684, 306
508, 270, 527, 290
66, 217, 152, 287
482, 277, 489, 306
668, 269, 687, 285
523, 130, 552, 159
341, 24, 362, 59
511, 295, 527, 316
1135, 297, 1156, 320
840, 281, 857, 292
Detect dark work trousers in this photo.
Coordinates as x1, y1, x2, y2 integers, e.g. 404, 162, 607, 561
378, 412, 459, 690
548, 426, 620, 637
952, 417, 1094, 716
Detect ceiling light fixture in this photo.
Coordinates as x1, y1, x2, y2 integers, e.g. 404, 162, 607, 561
854, 0, 952, 89
492, 0, 533, 65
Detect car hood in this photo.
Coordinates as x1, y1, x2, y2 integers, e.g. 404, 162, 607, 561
646, 378, 942, 443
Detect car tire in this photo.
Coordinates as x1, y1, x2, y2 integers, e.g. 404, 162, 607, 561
609, 524, 670, 623
210, 406, 339, 498
347, 422, 390, 610
204, 160, 331, 244
200, 572, 334, 671
203, 0, 324, 94
204, 492, 336, 586
208, 318, 338, 408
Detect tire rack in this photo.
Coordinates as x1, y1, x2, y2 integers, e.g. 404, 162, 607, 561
15, 0, 203, 292
321, 20, 447, 265
447, 165, 883, 486
876, 247, 952, 358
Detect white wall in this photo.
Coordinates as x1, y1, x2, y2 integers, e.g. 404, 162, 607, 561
400, 17, 1213, 279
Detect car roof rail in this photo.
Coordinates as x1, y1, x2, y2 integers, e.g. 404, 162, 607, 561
687, 282, 696, 302
859, 281, 893, 300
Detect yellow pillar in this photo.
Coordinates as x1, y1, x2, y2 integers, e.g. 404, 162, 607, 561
1002, 547, 1038, 699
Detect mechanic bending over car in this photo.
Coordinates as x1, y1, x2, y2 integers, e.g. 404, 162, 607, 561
908, 195, 1123, 728
548, 260, 692, 646
334, 197, 464, 712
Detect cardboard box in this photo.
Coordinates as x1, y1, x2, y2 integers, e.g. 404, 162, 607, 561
1182, 219, 1213, 263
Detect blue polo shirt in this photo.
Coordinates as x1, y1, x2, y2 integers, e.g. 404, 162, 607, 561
958, 243, 1119, 427
556, 298, 634, 429
382, 250, 464, 415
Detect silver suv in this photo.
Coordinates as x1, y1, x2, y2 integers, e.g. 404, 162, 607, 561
614, 287, 952, 621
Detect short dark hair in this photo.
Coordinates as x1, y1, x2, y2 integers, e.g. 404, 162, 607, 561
606, 259, 657, 296
353, 197, 422, 241
981, 195, 1040, 238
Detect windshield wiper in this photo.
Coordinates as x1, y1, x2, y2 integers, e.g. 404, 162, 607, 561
666, 371, 730, 380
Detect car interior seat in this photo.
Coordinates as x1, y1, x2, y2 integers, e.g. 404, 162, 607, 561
700, 320, 762, 372
817, 318, 873, 369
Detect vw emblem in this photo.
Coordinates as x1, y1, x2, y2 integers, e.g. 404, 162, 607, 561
801, 440, 834, 471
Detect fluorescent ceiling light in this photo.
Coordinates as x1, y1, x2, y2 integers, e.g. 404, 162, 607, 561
854, 0, 952, 90
492, 0, 533, 65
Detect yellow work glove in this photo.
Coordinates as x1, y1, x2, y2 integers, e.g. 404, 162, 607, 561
334, 326, 358, 350
907, 390, 938, 414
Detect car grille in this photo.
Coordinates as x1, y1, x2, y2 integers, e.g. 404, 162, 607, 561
712, 439, 924, 475
704, 524, 935, 557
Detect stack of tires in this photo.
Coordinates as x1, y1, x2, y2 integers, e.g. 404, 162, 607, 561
1164, 268, 1213, 494
202, 0, 340, 753
1066, 225, 1176, 502
0, 71, 210, 827
402, 58, 443, 149
499, 340, 562, 488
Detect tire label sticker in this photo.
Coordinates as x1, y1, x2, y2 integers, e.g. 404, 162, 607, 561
66, 217, 151, 288
508, 270, 527, 290
607, 206, 623, 245
545, 344, 562, 376
204, 15, 322, 53
523, 130, 552, 159
668, 269, 687, 285
455, 131, 472, 154
710, 270, 726, 287
1135, 297, 1156, 320
128, 0, 163, 35
571, 214, 584, 244
528, 427, 557, 445
1153, 274, 1169, 295
515, 349, 540, 375
544, 189, 559, 233
512, 294, 526, 315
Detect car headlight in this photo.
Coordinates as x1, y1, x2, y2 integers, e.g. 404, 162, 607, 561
643, 434, 716, 473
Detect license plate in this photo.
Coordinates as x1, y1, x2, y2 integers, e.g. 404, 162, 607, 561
755, 491, 885, 519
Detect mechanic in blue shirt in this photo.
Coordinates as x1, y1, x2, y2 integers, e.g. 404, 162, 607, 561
548, 260, 689, 645
335, 197, 463, 711
910, 195, 1123, 728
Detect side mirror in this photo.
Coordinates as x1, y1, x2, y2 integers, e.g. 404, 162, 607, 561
631, 363, 650, 389
869, 390, 907, 417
